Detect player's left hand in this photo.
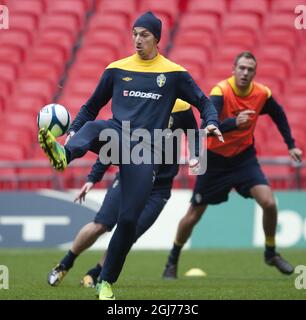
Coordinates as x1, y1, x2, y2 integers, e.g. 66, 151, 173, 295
74, 182, 94, 204
289, 148, 303, 163
204, 124, 224, 143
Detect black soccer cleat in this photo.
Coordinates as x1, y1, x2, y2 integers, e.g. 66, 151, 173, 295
162, 263, 178, 280
265, 253, 294, 275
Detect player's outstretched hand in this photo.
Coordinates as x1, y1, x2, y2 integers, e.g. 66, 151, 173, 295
74, 182, 94, 204
289, 148, 303, 163
236, 110, 256, 129
204, 124, 224, 143
65, 131, 75, 146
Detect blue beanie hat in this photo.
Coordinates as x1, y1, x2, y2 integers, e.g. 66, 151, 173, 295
133, 11, 162, 43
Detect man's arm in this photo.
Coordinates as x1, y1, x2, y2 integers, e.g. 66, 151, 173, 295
177, 72, 223, 142
209, 95, 237, 133
177, 72, 218, 127
87, 158, 111, 184
260, 96, 295, 149
74, 158, 111, 204
178, 108, 200, 158
260, 96, 303, 162
69, 69, 114, 134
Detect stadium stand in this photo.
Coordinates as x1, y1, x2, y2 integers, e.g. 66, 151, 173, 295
0, 0, 305, 190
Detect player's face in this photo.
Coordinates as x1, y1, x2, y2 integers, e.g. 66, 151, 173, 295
233, 57, 257, 89
132, 27, 158, 60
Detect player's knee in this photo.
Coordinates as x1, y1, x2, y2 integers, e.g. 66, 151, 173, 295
117, 217, 137, 232
92, 222, 107, 236
260, 197, 276, 211
188, 205, 205, 224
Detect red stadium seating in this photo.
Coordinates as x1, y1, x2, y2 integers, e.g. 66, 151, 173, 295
262, 14, 302, 52
174, 29, 215, 59
36, 30, 75, 60
255, 77, 283, 98
64, 79, 98, 97
21, 62, 60, 88
179, 13, 220, 34
40, 14, 80, 39
187, 0, 227, 20
88, 13, 128, 34
286, 96, 306, 111
58, 94, 86, 116
76, 46, 118, 65
0, 168, 18, 190
0, 30, 32, 59
29, 46, 66, 74
9, 13, 38, 36
0, 47, 23, 65
0, 129, 33, 156
221, 29, 258, 49
222, 13, 261, 34
138, 0, 179, 27
0, 97, 4, 112
199, 77, 224, 94
256, 45, 293, 75
15, 79, 54, 104
212, 45, 250, 63
47, 0, 86, 27
0, 0, 304, 190
271, 0, 303, 13
9, 0, 45, 24
0, 63, 18, 83
97, 0, 137, 24
84, 30, 126, 59
8, 95, 44, 116
230, 0, 268, 19
69, 61, 108, 82
287, 79, 306, 95
257, 61, 289, 80
169, 47, 209, 75
0, 142, 25, 160
205, 62, 232, 79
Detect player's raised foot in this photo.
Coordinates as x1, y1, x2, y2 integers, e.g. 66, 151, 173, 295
47, 264, 68, 286
38, 128, 67, 171
265, 253, 294, 275
98, 280, 115, 300
80, 274, 97, 288
162, 263, 177, 280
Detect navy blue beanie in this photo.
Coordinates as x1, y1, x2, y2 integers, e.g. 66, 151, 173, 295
133, 11, 162, 43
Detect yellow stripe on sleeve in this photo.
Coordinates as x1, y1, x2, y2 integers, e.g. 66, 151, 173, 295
210, 86, 223, 96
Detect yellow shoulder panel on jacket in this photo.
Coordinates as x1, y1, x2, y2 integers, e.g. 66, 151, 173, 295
106, 54, 187, 73
210, 86, 223, 96
171, 99, 191, 113
264, 86, 272, 98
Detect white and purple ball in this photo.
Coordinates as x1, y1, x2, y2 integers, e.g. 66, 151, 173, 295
37, 103, 71, 137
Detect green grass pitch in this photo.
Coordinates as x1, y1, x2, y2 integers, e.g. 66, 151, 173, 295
0, 249, 305, 300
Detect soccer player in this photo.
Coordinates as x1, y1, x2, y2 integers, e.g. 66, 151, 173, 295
38, 12, 223, 300
47, 101, 201, 289
163, 51, 303, 279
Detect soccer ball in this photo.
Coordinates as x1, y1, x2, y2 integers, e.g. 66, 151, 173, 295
37, 103, 71, 137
